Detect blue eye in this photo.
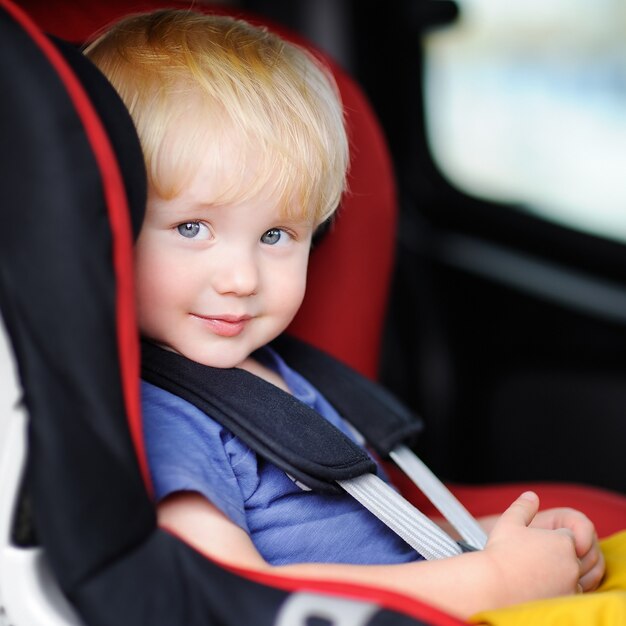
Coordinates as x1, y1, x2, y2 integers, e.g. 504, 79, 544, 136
261, 229, 287, 245
176, 222, 210, 240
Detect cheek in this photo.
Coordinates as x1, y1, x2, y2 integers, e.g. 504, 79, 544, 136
271, 253, 309, 315
293, 262, 309, 307
133, 244, 184, 319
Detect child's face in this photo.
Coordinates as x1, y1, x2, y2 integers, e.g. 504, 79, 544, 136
134, 150, 314, 370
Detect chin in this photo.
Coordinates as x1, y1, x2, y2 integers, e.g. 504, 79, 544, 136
183, 346, 249, 370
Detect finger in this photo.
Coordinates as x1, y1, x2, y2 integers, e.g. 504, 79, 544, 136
554, 527, 581, 571
578, 541, 600, 576
575, 519, 596, 555
554, 526, 579, 556
579, 551, 606, 592
554, 510, 597, 557
500, 491, 540, 527
554, 527, 576, 541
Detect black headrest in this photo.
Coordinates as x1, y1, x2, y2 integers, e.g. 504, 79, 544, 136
54, 36, 146, 238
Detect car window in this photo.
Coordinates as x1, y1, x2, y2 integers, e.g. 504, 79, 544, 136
423, 0, 626, 243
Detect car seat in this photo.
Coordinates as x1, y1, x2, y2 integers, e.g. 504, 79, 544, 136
1, 1, 625, 625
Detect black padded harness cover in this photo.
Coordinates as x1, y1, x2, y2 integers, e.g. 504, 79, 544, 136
273, 335, 424, 455
141, 336, 423, 493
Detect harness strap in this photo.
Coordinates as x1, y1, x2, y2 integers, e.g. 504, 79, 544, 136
273, 335, 423, 456
273, 336, 488, 555
141, 340, 375, 494
338, 474, 462, 560
390, 445, 488, 550
141, 339, 486, 560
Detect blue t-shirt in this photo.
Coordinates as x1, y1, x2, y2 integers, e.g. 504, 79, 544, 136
141, 347, 422, 566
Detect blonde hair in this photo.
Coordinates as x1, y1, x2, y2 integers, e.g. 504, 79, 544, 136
84, 9, 349, 225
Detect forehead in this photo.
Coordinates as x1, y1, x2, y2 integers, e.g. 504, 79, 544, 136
151, 112, 313, 222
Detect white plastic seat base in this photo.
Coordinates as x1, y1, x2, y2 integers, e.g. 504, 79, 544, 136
0, 316, 82, 626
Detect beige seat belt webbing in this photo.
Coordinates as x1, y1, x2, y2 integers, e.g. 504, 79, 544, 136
390, 445, 488, 550
338, 474, 463, 560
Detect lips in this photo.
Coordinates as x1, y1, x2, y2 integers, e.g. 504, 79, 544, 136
191, 313, 252, 337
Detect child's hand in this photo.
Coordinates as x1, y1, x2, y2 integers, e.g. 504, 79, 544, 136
484, 491, 584, 606
530, 506, 605, 591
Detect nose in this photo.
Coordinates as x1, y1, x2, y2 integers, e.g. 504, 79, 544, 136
211, 246, 259, 296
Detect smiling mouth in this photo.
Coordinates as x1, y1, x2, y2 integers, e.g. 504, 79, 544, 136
191, 314, 252, 337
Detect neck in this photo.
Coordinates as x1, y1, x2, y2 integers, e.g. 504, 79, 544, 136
237, 356, 290, 393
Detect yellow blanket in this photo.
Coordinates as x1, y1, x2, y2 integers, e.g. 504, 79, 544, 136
470, 531, 626, 625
